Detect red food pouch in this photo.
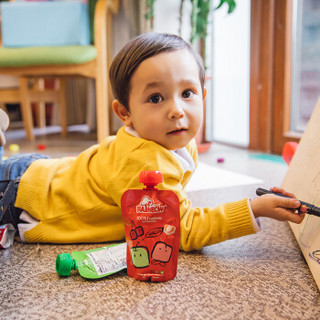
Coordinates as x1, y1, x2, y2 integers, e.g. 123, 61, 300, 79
121, 171, 180, 282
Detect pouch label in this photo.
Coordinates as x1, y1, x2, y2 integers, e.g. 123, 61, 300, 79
136, 196, 166, 214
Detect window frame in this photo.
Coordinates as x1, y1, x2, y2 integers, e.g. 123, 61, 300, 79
250, 0, 300, 154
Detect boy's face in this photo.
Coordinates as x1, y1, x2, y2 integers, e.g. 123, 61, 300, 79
114, 49, 206, 150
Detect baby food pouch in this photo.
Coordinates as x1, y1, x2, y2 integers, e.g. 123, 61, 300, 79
121, 171, 180, 282
56, 242, 126, 279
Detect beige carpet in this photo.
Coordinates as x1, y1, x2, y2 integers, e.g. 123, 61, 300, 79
1, 186, 320, 320
1, 131, 319, 319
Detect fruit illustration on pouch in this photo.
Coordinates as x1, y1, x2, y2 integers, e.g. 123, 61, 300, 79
130, 226, 144, 240
164, 224, 176, 236
130, 246, 150, 268
151, 241, 173, 264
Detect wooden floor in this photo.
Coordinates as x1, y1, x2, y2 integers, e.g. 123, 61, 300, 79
4, 124, 97, 158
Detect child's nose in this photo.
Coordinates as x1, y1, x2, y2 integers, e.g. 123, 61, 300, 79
168, 102, 185, 120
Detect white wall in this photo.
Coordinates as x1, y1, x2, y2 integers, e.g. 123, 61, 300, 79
153, 0, 191, 40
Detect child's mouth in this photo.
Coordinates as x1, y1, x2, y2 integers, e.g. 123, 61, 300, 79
167, 128, 187, 135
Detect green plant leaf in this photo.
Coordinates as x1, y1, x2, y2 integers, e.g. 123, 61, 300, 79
215, 0, 236, 14
145, 0, 155, 21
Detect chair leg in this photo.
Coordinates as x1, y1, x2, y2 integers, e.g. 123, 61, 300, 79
35, 102, 46, 128
56, 78, 68, 137
34, 79, 46, 128
95, 70, 110, 142
19, 78, 35, 141
0, 104, 8, 114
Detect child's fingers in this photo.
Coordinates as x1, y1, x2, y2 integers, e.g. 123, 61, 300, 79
271, 187, 307, 222
284, 210, 305, 224
270, 186, 296, 199
276, 196, 305, 223
270, 186, 282, 193
276, 196, 300, 209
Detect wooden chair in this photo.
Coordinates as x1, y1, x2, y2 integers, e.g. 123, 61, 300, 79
0, 77, 67, 137
0, 0, 119, 142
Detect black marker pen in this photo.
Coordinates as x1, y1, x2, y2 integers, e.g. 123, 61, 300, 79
256, 187, 320, 217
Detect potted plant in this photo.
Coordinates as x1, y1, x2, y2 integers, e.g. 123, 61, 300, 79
145, 0, 236, 58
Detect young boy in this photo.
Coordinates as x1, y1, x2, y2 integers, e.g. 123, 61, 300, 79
0, 33, 305, 251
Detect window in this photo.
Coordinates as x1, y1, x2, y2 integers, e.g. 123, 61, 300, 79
208, 0, 251, 147
291, 0, 320, 133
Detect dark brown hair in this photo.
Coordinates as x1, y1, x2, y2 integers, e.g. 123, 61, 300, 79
109, 32, 205, 110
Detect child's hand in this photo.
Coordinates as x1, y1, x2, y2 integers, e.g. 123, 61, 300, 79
250, 186, 305, 224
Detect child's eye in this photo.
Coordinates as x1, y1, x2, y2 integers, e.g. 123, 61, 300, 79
182, 90, 194, 99
148, 94, 163, 104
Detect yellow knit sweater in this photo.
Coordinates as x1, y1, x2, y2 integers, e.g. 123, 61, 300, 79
15, 127, 255, 251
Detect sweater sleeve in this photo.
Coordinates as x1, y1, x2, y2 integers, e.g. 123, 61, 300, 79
164, 142, 256, 251
178, 198, 256, 252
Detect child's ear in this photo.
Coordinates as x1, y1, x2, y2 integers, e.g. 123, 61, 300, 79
112, 100, 132, 126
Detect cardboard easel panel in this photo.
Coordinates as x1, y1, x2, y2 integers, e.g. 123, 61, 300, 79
282, 98, 320, 290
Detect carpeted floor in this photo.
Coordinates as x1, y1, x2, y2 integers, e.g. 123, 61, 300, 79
1, 127, 319, 320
